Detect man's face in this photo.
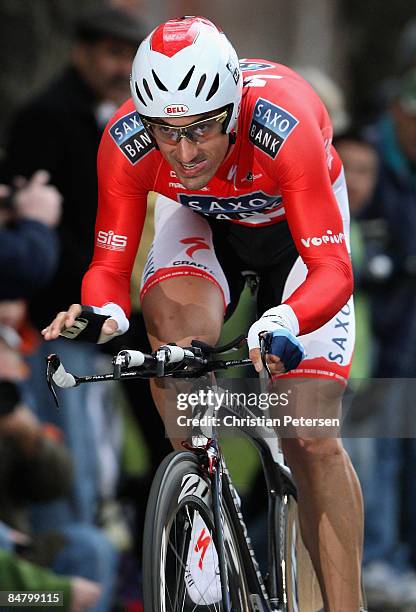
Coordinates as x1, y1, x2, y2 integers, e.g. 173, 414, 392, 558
392, 102, 416, 163
336, 140, 378, 215
74, 38, 137, 106
151, 114, 230, 190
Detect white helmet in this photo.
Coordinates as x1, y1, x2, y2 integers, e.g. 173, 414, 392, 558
130, 16, 242, 133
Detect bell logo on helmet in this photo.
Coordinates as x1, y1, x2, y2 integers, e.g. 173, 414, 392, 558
164, 104, 189, 116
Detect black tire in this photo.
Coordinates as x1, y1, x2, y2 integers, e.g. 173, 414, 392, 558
277, 493, 367, 611
277, 492, 323, 612
142, 451, 250, 611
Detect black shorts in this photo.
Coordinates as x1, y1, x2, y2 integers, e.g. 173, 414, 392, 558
140, 195, 354, 384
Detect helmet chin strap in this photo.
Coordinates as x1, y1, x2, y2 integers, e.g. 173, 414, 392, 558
229, 132, 237, 145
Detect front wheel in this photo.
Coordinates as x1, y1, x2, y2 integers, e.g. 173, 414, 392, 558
142, 451, 250, 611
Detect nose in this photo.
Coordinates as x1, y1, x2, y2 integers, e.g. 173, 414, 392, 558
175, 136, 199, 164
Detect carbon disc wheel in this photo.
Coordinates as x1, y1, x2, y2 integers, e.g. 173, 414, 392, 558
142, 451, 250, 611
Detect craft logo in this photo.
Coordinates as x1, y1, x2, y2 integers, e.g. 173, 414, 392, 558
249, 98, 299, 159
109, 111, 154, 164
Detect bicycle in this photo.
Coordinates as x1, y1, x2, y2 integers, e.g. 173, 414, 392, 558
46, 333, 367, 612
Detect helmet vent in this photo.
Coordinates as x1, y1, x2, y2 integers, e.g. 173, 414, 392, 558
206, 73, 220, 101
178, 66, 195, 90
143, 78, 153, 100
195, 74, 206, 97
152, 69, 168, 91
134, 82, 147, 107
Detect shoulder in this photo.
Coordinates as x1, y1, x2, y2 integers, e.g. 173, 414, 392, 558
238, 59, 332, 165
98, 99, 160, 193
100, 99, 158, 169
240, 59, 327, 126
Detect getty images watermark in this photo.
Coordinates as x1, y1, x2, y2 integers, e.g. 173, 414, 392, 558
175, 388, 341, 430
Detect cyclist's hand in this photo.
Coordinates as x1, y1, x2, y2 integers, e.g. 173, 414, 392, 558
249, 344, 286, 374
247, 306, 305, 374
70, 576, 101, 612
13, 170, 62, 227
42, 304, 118, 342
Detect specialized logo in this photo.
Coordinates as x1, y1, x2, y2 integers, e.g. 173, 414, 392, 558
301, 229, 345, 248
180, 236, 210, 258
178, 191, 283, 221
249, 98, 299, 159
195, 529, 211, 570
109, 111, 153, 165
240, 60, 274, 71
164, 104, 189, 116
97, 230, 128, 251
178, 474, 210, 504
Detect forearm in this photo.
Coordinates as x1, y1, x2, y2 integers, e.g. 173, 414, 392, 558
285, 260, 354, 335
81, 265, 132, 318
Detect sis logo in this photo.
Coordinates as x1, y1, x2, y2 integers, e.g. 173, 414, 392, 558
96, 230, 128, 251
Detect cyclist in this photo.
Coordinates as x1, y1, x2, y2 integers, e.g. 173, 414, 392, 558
43, 16, 363, 610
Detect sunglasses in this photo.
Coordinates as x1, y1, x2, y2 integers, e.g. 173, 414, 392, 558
142, 110, 228, 144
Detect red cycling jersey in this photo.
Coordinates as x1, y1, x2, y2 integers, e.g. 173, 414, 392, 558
82, 59, 352, 336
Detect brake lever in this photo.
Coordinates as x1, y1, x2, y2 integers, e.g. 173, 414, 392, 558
46, 355, 60, 409
156, 348, 166, 377
112, 355, 122, 380
259, 334, 272, 380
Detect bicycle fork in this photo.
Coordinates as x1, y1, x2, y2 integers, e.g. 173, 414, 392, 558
210, 457, 232, 611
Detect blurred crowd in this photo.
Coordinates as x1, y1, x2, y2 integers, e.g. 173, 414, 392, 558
0, 4, 164, 611
291, 22, 416, 609
2, 3, 416, 610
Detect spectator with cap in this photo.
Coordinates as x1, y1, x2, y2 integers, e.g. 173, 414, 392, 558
1, 4, 147, 331
0, 3, 146, 538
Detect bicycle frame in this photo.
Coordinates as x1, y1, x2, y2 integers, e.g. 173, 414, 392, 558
182, 370, 297, 612
46, 336, 297, 612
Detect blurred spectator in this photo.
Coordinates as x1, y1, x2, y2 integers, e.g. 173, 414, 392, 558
397, 18, 416, 73
1, 5, 146, 327
294, 66, 350, 136
350, 68, 416, 607
364, 69, 416, 378
0, 551, 100, 612
0, 170, 61, 299
334, 128, 379, 382
0, 4, 147, 532
0, 325, 115, 611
